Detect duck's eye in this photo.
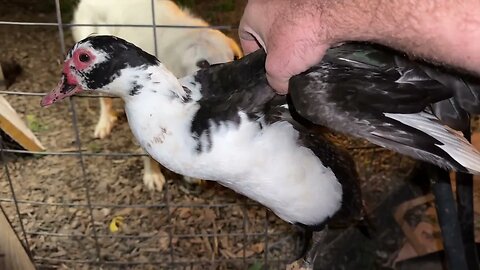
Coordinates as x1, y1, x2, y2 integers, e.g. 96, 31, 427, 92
79, 53, 90, 63
196, 59, 210, 69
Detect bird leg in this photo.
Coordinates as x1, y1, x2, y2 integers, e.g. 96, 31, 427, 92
292, 224, 313, 263
303, 230, 329, 268
287, 228, 328, 270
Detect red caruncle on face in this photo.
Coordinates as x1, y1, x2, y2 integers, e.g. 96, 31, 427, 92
72, 48, 95, 70
63, 48, 96, 85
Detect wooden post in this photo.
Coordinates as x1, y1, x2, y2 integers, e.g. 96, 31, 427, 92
0, 95, 45, 152
0, 208, 35, 270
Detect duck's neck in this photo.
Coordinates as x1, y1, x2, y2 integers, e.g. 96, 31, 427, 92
118, 64, 193, 103
120, 64, 200, 156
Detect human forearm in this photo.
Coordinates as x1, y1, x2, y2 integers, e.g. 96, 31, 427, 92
327, 0, 480, 74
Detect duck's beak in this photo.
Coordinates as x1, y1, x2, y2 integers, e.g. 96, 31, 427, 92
41, 74, 84, 107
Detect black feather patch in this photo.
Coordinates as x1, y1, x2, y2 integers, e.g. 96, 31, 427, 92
182, 86, 192, 103
187, 49, 370, 242
129, 81, 143, 96
189, 50, 278, 152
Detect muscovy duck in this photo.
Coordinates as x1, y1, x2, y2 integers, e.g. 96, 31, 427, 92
41, 36, 480, 268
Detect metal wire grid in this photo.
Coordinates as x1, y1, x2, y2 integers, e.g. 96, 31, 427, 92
0, 1, 392, 269
0, 1, 296, 269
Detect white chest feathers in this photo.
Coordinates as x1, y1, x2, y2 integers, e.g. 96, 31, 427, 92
125, 97, 343, 226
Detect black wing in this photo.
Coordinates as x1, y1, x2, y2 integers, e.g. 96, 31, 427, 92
289, 43, 480, 172
322, 43, 480, 116
192, 49, 270, 98
189, 50, 285, 151
192, 49, 367, 228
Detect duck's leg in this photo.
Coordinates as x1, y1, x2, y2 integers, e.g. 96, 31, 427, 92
292, 225, 313, 263
287, 229, 328, 270
455, 125, 480, 270
304, 230, 328, 268
430, 165, 468, 270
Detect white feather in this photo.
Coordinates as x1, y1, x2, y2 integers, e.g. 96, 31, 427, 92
385, 112, 480, 174
118, 67, 343, 226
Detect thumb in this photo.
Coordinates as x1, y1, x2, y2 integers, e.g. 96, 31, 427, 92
265, 40, 329, 94
238, 0, 270, 55
238, 29, 262, 55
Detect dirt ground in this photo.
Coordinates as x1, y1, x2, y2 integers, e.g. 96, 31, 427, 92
0, 1, 446, 269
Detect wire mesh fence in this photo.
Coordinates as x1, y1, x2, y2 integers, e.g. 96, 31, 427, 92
0, 1, 300, 269
0, 0, 418, 269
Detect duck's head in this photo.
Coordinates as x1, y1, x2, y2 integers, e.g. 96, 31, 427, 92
41, 35, 161, 106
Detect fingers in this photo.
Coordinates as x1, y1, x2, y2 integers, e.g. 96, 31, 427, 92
265, 32, 329, 94
238, 0, 329, 94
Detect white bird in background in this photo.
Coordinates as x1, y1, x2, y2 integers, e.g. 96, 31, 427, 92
41, 36, 480, 268
71, 0, 242, 192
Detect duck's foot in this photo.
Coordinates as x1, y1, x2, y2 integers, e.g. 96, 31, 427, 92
183, 176, 206, 186
178, 176, 206, 195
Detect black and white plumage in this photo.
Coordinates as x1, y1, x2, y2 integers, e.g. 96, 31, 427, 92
40, 36, 365, 237
41, 35, 480, 267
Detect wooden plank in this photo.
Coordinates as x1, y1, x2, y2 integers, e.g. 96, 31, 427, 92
0, 208, 35, 270
0, 95, 45, 152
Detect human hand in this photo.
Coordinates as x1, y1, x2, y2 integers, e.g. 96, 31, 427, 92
239, 0, 334, 94
240, 0, 480, 94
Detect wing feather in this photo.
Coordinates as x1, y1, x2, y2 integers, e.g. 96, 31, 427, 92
290, 43, 480, 173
